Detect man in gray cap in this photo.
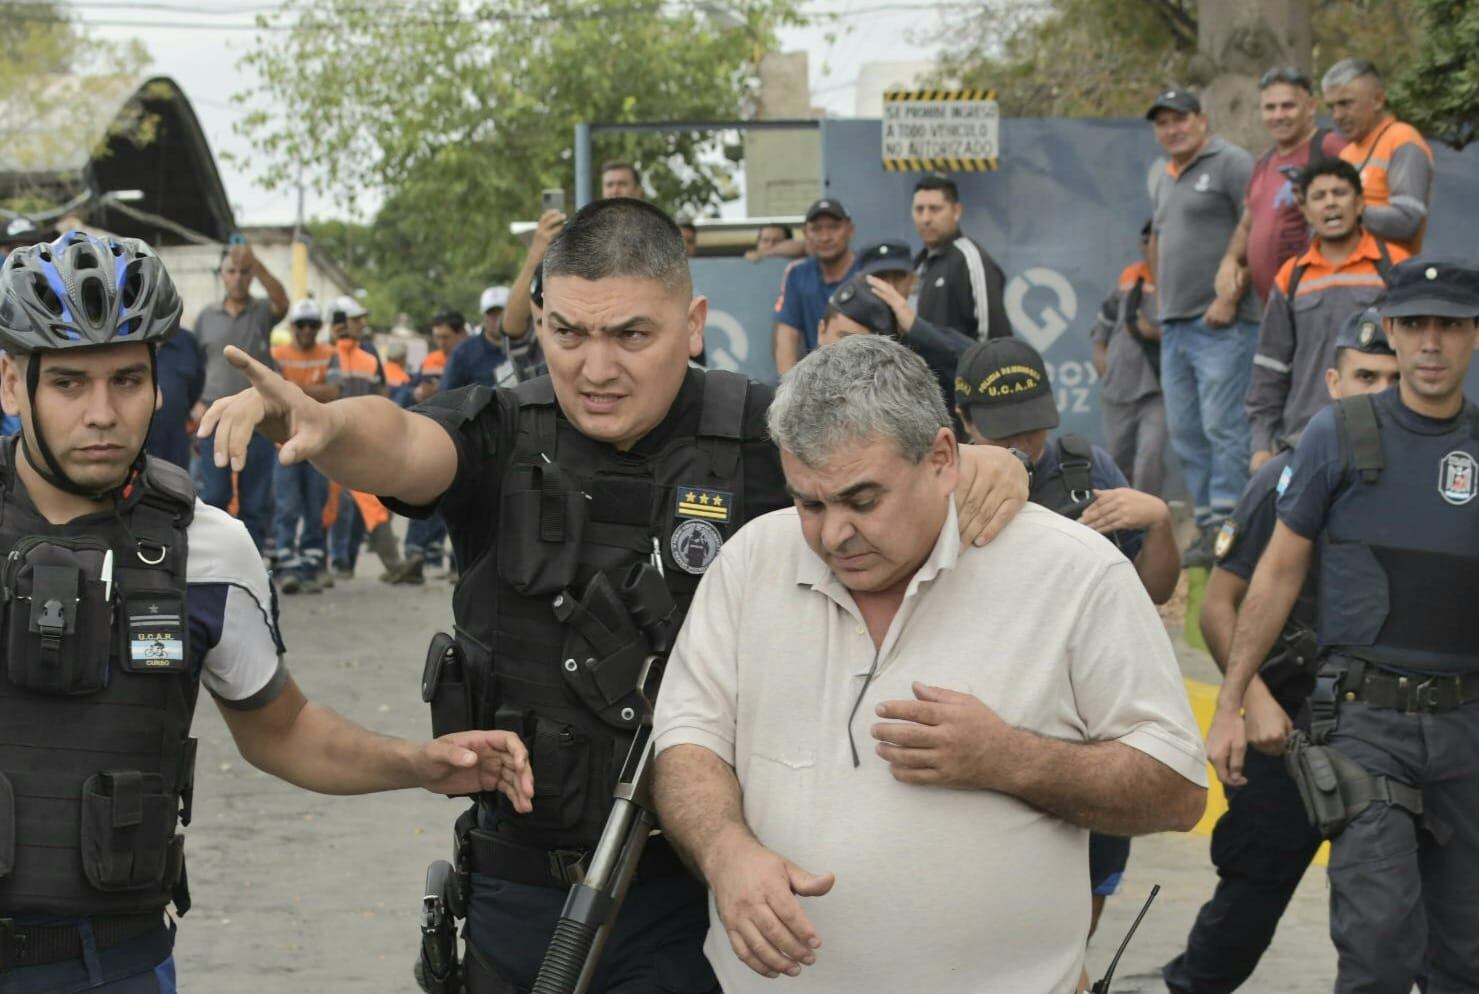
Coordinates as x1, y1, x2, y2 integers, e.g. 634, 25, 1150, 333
1208, 258, 1479, 993
1165, 307, 1398, 994
1147, 87, 1259, 566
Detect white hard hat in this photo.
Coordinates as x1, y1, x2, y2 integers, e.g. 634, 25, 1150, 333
332, 294, 368, 319
288, 298, 322, 324
480, 286, 510, 313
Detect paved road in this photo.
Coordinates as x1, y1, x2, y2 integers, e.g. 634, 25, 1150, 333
173, 570, 1338, 992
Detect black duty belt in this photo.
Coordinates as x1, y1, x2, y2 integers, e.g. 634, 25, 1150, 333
0, 912, 165, 972
1346, 667, 1479, 714
464, 829, 688, 890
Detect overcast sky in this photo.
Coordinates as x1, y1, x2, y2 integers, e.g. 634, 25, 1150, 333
86, 1, 945, 227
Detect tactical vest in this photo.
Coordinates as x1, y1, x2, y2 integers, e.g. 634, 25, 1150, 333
440, 370, 750, 850
1319, 394, 1479, 674
0, 440, 198, 918
1028, 435, 1096, 520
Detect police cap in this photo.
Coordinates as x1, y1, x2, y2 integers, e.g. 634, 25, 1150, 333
857, 241, 914, 277
1379, 257, 1479, 320
1334, 306, 1392, 356
955, 338, 1060, 439
827, 274, 896, 335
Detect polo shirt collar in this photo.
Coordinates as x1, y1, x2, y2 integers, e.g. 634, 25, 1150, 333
1299, 228, 1383, 271
1165, 136, 1224, 179
794, 498, 962, 600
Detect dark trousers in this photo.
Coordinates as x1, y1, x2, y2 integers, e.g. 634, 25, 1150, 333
1325, 699, 1479, 994
0, 924, 174, 993
197, 431, 274, 553
271, 461, 329, 578
1164, 746, 1324, 993
330, 490, 365, 571
465, 870, 717, 993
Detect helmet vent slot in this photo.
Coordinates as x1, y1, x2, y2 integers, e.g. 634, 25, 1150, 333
79, 276, 107, 325
121, 264, 143, 308
31, 274, 63, 316
74, 249, 98, 271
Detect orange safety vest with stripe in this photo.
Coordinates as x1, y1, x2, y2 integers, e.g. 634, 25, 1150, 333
1338, 115, 1433, 255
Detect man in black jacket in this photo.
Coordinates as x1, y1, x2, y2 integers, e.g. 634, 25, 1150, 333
911, 174, 1012, 340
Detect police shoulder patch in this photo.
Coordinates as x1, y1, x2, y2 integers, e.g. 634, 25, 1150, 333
670, 519, 723, 575
1213, 519, 1237, 561
1276, 464, 1294, 497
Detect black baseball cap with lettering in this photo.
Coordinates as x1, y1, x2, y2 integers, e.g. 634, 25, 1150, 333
805, 198, 850, 223
857, 241, 913, 277
1146, 88, 1201, 119
954, 338, 1060, 439
1378, 257, 1479, 319
827, 274, 896, 335
1334, 307, 1393, 356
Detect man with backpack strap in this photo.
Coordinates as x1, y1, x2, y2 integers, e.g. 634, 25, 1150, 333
1246, 159, 1407, 471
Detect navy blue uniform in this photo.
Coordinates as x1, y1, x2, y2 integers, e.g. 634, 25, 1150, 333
1163, 448, 1324, 994
1277, 387, 1479, 993
1030, 438, 1142, 897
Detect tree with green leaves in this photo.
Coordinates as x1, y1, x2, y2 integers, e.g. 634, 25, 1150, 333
237, 0, 804, 325
1391, 0, 1479, 148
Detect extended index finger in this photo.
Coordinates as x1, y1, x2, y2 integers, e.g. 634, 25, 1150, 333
224, 345, 288, 394
874, 699, 943, 725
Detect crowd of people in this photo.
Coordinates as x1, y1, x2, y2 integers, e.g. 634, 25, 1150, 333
0, 54, 1472, 994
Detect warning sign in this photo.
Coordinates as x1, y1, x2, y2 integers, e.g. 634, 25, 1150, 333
882, 89, 999, 172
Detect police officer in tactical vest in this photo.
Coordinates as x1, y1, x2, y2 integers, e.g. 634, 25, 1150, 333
1164, 308, 1399, 993
198, 199, 1029, 993
0, 232, 534, 991
1207, 258, 1479, 993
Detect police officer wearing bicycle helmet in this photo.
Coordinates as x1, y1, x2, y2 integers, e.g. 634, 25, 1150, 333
197, 200, 1030, 993
0, 232, 534, 991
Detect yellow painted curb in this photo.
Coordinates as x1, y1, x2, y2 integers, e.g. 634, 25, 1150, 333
1183, 677, 1330, 866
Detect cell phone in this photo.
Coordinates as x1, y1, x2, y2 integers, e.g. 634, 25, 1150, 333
541, 189, 565, 214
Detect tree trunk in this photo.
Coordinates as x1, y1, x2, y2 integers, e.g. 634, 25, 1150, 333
1191, 0, 1313, 153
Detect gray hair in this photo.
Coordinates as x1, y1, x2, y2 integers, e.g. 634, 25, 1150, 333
767, 335, 948, 468
1322, 58, 1382, 92
542, 198, 691, 297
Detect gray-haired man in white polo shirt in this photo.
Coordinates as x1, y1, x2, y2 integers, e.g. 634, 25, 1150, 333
652, 335, 1209, 993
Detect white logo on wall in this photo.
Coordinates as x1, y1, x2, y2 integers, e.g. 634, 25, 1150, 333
1438, 450, 1476, 505
702, 310, 750, 374
1005, 267, 1078, 354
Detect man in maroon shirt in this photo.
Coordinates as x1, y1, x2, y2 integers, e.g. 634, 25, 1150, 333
1215, 67, 1348, 305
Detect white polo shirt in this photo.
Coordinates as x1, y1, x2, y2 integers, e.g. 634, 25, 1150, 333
653, 501, 1207, 994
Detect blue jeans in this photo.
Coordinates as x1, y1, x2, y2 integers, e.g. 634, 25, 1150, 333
330, 490, 365, 572
271, 461, 329, 579
1160, 317, 1257, 529
196, 431, 275, 553
0, 924, 175, 993
404, 514, 447, 567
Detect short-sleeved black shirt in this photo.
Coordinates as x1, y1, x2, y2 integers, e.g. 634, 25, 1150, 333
383, 368, 788, 571
1215, 445, 1316, 631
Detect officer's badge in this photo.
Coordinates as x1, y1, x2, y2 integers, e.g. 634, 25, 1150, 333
670, 519, 723, 575
123, 593, 187, 673
1358, 321, 1378, 348
675, 486, 731, 523
1214, 520, 1236, 561
1438, 450, 1477, 506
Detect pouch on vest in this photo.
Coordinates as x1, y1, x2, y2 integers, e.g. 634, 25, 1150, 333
79, 770, 176, 892
1284, 731, 1424, 839
498, 462, 586, 597
3, 535, 113, 695
495, 715, 593, 833
552, 570, 653, 731
422, 631, 474, 738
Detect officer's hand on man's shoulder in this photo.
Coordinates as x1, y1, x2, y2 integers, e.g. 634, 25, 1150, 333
409, 729, 535, 809
704, 830, 832, 980
955, 444, 1029, 547
198, 345, 341, 471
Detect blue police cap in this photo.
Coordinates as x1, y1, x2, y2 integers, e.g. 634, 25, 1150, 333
857, 241, 914, 277
1379, 258, 1479, 320
827, 274, 896, 336
1334, 307, 1393, 356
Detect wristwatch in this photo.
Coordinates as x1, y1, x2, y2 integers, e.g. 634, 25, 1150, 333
1006, 447, 1035, 490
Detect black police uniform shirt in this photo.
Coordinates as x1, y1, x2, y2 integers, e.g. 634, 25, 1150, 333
1216, 448, 1315, 627
1276, 385, 1479, 674
913, 234, 1013, 341
1033, 439, 1144, 561
389, 368, 789, 579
